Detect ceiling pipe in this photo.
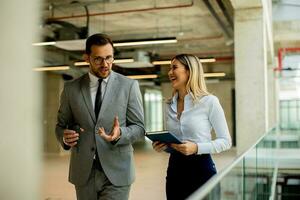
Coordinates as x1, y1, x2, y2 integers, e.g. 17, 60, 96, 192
47, 1, 194, 21
216, 0, 233, 29
202, 0, 232, 39
277, 47, 300, 71
179, 35, 224, 42
83, 5, 89, 33
159, 51, 233, 58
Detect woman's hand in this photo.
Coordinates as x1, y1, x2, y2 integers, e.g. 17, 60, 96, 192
152, 141, 168, 152
170, 141, 198, 155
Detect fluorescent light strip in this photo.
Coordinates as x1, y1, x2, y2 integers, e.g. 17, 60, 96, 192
33, 66, 70, 71
152, 58, 216, 65
32, 41, 56, 46
127, 74, 158, 79
74, 61, 89, 66
114, 58, 134, 64
114, 39, 177, 47
200, 58, 216, 63
32, 38, 177, 48
126, 73, 224, 79
204, 72, 226, 77
152, 60, 171, 65
74, 58, 135, 66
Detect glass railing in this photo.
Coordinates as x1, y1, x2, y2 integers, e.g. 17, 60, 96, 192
279, 99, 300, 149
280, 99, 300, 130
187, 127, 278, 200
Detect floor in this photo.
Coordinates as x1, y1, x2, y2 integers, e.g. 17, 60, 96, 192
41, 142, 236, 200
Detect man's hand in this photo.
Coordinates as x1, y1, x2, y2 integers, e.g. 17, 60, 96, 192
152, 141, 167, 152
63, 127, 84, 147
170, 141, 198, 155
98, 116, 121, 142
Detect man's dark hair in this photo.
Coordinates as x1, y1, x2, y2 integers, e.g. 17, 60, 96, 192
85, 33, 114, 55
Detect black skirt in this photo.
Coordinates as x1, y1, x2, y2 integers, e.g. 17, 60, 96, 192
166, 152, 217, 200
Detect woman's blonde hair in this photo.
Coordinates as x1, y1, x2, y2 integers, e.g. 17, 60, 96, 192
170, 54, 209, 103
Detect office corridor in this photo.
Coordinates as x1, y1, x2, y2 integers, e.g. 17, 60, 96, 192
41, 143, 236, 200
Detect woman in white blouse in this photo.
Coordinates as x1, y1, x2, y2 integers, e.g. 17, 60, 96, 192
152, 54, 232, 200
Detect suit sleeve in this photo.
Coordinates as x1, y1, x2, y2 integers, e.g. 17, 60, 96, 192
117, 80, 145, 145
55, 82, 73, 150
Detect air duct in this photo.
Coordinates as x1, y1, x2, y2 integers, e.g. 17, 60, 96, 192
118, 51, 153, 68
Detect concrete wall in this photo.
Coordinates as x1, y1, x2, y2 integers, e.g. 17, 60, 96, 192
43, 73, 64, 154
207, 80, 235, 143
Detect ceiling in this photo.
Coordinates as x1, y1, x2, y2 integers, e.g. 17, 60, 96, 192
38, 0, 300, 80
40, 0, 234, 74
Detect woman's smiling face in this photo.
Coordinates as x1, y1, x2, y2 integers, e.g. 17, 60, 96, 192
168, 58, 190, 90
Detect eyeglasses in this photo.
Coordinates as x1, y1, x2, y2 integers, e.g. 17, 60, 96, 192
91, 56, 114, 64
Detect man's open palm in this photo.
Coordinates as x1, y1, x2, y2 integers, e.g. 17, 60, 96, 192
98, 116, 121, 142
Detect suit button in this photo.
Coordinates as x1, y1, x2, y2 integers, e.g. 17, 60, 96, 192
91, 147, 95, 152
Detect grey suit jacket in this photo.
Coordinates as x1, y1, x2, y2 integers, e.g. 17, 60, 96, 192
55, 71, 145, 186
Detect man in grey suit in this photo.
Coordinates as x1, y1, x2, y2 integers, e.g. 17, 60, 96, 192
55, 33, 145, 200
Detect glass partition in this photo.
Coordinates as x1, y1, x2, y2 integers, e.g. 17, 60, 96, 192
188, 128, 278, 200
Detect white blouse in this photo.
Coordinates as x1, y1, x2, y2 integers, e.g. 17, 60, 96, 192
166, 93, 232, 154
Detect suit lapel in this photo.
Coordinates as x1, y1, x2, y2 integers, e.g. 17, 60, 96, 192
80, 74, 96, 123
98, 71, 119, 121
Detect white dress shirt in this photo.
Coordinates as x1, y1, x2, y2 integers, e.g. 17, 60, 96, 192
88, 72, 109, 109
89, 72, 110, 159
166, 93, 232, 155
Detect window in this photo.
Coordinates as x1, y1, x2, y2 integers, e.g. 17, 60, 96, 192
144, 89, 163, 131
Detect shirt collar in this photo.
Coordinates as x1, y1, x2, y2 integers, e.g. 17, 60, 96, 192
170, 92, 193, 112
171, 92, 192, 103
88, 72, 110, 84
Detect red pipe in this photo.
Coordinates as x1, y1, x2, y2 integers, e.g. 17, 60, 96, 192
277, 47, 300, 71
277, 48, 283, 71
215, 56, 233, 62
48, 1, 194, 21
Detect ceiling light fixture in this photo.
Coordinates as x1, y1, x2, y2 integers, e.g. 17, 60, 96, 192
127, 74, 158, 79
33, 65, 70, 71
32, 37, 177, 50
114, 58, 135, 63
200, 58, 216, 63
152, 57, 216, 65
152, 60, 171, 65
74, 58, 134, 66
32, 41, 56, 46
74, 61, 89, 66
114, 37, 177, 47
204, 72, 226, 77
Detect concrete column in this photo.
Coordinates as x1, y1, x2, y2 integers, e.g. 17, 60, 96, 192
0, 0, 42, 199
161, 82, 173, 129
235, 7, 268, 154
44, 73, 64, 154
